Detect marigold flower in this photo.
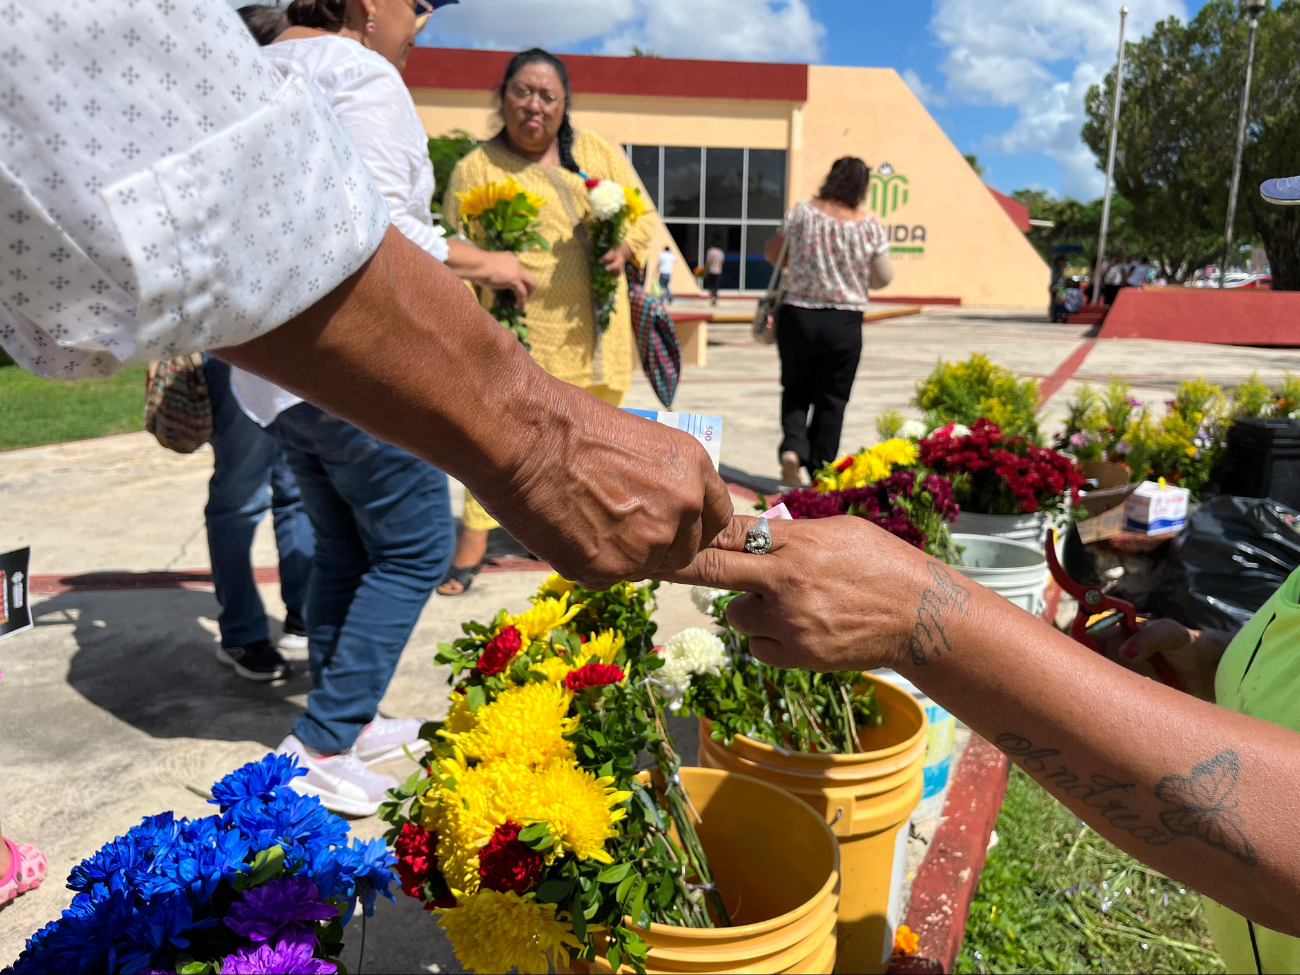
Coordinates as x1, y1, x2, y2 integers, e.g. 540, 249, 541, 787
477, 821, 543, 895
894, 923, 920, 955
437, 888, 581, 975
562, 662, 625, 691
478, 625, 524, 676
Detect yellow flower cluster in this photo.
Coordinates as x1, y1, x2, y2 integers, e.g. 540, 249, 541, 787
508, 595, 582, 645
623, 184, 646, 223
817, 438, 918, 492
437, 887, 582, 975
456, 177, 547, 219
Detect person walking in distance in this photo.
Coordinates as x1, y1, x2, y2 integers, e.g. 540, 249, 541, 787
763, 157, 894, 488
1102, 255, 1127, 305
656, 245, 677, 303
703, 240, 726, 305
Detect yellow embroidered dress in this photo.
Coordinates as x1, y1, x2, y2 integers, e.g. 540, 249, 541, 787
443, 130, 659, 394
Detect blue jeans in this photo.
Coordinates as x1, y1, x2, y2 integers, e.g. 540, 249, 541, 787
269, 403, 453, 753
659, 273, 673, 302
203, 355, 314, 649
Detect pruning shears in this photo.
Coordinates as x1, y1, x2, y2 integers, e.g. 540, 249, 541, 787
1045, 530, 1185, 693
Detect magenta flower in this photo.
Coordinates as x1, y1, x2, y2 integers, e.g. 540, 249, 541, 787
221, 930, 335, 975
224, 876, 337, 942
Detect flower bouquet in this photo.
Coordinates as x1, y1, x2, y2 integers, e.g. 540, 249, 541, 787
456, 177, 550, 348
920, 418, 1084, 517
9, 755, 393, 974
380, 576, 732, 975
584, 178, 645, 330
1119, 378, 1230, 501
1055, 378, 1143, 464
913, 353, 1042, 443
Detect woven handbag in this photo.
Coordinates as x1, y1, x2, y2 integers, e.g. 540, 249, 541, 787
626, 265, 681, 409
143, 353, 213, 454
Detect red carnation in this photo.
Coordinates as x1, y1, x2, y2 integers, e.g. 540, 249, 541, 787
477, 625, 524, 676
563, 662, 625, 691
478, 821, 544, 895
395, 821, 440, 901
834, 456, 854, 472
585, 177, 601, 189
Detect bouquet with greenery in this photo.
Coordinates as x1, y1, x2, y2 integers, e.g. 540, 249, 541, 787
456, 177, 550, 348
666, 590, 882, 755
1055, 378, 1144, 463
584, 178, 645, 330
381, 576, 729, 975
1120, 378, 1230, 501
914, 353, 1042, 443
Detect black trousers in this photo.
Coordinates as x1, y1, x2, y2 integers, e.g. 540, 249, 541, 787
776, 303, 864, 472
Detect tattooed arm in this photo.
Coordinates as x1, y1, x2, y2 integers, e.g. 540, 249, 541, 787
659, 515, 1300, 935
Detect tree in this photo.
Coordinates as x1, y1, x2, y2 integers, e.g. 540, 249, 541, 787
964, 153, 985, 177
427, 130, 478, 215
1011, 189, 1152, 269
1082, 0, 1300, 289
630, 45, 663, 58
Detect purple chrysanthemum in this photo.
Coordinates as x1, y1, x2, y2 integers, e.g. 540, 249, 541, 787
223, 875, 337, 942
220, 929, 335, 975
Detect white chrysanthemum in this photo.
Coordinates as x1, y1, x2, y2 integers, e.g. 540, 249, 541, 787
657, 627, 728, 708
589, 180, 626, 221
950, 423, 972, 438
899, 418, 928, 441
690, 587, 729, 614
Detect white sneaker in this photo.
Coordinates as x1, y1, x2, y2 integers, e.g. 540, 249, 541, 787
276, 735, 399, 817
352, 716, 427, 766
277, 620, 309, 651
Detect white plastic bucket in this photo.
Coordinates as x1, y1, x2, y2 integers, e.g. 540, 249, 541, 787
953, 510, 1049, 545
869, 669, 956, 823
951, 532, 1050, 616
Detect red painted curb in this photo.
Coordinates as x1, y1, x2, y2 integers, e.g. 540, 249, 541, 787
890, 734, 1011, 974
1037, 337, 1098, 407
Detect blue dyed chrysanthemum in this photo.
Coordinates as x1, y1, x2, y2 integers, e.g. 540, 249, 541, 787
210, 754, 305, 812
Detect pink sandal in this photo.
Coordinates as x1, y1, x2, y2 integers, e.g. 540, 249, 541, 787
0, 838, 46, 903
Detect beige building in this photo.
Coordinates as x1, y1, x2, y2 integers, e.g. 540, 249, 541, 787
404, 48, 1047, 308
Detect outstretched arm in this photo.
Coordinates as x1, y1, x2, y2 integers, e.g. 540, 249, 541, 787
660, 515, 1300, 935
218, 226, 732, 588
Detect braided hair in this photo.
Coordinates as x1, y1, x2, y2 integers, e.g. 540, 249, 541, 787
498, 48, 581, 174
284, 0, 348, 30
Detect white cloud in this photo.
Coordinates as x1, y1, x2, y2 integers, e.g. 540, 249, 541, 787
421, 0, 822, 62
928, 0, 1187, 197
901, 68, 944, 107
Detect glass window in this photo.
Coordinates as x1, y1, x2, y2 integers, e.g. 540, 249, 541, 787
666, 223, 701, 271
744, 224, 779, 291
703, 224, 743, 290
747, 149, 787, 220
629, 146, 660, 210
663, 147, 701, 218
705, 148, 744, 219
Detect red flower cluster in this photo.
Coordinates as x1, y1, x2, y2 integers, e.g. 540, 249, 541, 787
777, 471, 959, 552
584, 177, 602, 189
919, 419, 1084, 515
477, 625, 524, 676
562, 662, 625, 691
394, 821, 455, 909
478, 821, 544, 895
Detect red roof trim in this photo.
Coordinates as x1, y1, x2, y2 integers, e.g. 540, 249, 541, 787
986, 185, 1031, 233
403, 47, 808, 102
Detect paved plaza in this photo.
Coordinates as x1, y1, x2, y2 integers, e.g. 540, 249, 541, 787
3, 308, 1300, 968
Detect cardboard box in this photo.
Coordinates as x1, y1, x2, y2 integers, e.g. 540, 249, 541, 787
1077, 505, 1128, 544
1123, 481, 1190, 536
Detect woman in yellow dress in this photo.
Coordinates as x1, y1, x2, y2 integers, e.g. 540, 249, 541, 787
437, 48, 659, 595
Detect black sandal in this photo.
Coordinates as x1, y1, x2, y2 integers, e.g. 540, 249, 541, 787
437, 562, 483, 596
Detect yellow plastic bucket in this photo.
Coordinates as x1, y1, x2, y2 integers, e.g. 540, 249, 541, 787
569, 766, 840, 974
697, 674, 926, 974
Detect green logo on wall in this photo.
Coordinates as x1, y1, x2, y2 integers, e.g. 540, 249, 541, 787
869, 163, 910, 218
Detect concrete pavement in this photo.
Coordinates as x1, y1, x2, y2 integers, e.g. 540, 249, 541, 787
2, 307, 1298, 967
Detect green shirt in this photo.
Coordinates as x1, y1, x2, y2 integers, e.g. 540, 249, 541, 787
1205, 566, 1300, 973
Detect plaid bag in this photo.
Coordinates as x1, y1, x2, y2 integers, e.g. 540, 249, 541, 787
626, 265, 681, 409
143, 353, 213, 454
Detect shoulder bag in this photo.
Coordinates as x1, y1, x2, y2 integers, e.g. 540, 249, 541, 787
752, 230, 790, 346
143, 353, 213, 454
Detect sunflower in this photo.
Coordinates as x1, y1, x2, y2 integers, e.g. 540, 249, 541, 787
440, 681, 576, 770
457, 178, 547, 219
508, 595, 582, 644
437, 888, 582, 975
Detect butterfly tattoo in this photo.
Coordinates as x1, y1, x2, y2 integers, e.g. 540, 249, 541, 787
1154, 750, 1259, 867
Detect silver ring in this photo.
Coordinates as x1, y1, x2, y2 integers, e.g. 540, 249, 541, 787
744, 516, 772, 555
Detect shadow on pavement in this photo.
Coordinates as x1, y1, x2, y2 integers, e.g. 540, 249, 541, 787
34, 588, 308, 749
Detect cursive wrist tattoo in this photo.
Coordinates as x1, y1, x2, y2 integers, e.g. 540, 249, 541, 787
997, 733, 1258, 867
906, 564, 971, 666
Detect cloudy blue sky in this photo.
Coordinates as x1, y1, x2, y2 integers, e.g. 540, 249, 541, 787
416, 0, 1210, 201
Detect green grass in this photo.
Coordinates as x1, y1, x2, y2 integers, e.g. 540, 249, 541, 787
956, 767, 1225, 975
0, 363, 148, 451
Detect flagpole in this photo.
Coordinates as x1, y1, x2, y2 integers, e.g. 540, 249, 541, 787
1092, 6, 1128, 306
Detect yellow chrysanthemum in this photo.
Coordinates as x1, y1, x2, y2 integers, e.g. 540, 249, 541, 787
535, 572, 575, 602
817, 438, 918, 491
581, 629, 625, 666
531, 656, 575, 685
508, 595, 582, 644
423, 754, 517, 891
442, 691, 475, 736
438, 888, 582, 975
457, 178, 547, 219
440, 681, 576, 769
623, 185, 646, 223
507, 759, 630, 863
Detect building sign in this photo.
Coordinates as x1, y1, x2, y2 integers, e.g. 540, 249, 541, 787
869, 164, 926, 257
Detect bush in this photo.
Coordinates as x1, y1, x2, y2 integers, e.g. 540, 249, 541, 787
428, 129, 479, 215
914, 353, 1042, 443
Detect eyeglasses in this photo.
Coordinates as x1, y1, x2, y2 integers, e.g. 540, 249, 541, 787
507, 84, 561, 106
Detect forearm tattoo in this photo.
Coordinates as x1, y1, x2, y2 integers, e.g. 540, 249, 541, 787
997, 733, 1258, 867
907, 564, 971, 665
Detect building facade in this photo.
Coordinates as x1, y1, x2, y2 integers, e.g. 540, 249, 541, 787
404, 48, 1048, 308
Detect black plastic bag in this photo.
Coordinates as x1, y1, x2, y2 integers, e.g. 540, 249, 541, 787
1157, 497, 1300, 631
